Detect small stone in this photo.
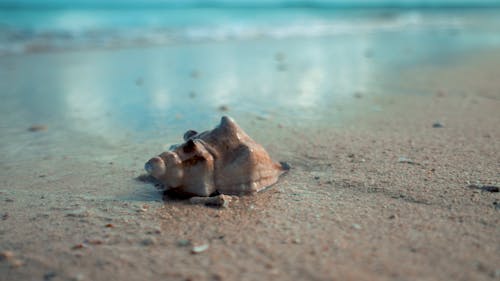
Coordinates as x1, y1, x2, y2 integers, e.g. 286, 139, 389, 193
72, 244, 86, 250
217, 105, 229, 112
191, 244, 209, 254
481, 185, 499, 193
388, 214, 397, 219
189, 195, 232, 208
432, 121, 444, 128
177, 239, 191, 247
86, 239, 103, 245
140, 238, 156, 246
280, 161, 291, 171
105, 223, 114, 228
65, 209, 91, 218
493, 201, 500, 210
398, 157, 418, 165
0, 250, 14, 261
468, 184, 499, 193
292, 238, 301, 244
28, 124, 48, 132
44, 271, 57, 281
351, 224, 362, 230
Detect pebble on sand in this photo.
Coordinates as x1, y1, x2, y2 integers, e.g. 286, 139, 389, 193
28, 124, 48, 132
351, 224, 362, 230
191, 244, 209, 254
177, 239, 191, 247
140, 238, 156, 246
189, 195, 232, 208
398, 157, 419, 165
0, 250, 14, 261
468, 184, 499, 193
432, 121, 444, 128
1, 251, 23, 268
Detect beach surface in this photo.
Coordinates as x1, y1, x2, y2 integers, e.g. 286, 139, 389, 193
1, 15, 500, 281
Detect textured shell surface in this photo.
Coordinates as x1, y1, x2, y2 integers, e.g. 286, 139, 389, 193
145, 116, 286, 197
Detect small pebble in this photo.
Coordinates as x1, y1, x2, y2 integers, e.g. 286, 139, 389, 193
105, 223, 114, 228
217, 105, 229, 112
468, 184, 499, 193
432, 121, 444, 128
44, 271, 57, 281
28, 124, 48, 132
177, 239, 191, 247
191, 244, 209, 254
72, 244, 86, 250
398, 157, 418, 165
140, 238, 156, 246
0, 250, 14, 261
351, 224, 362, 230
280, 161, 291, 171
493, 201, 500, 210
482, 186, 499, 193
85, 239, 103, 245
189, 195, 232, 208
65, 209, 91, 218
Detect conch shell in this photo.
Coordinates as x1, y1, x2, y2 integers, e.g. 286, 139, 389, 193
145, 116, 287, 197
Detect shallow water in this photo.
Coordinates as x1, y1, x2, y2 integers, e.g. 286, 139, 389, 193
1, 8, 500, 163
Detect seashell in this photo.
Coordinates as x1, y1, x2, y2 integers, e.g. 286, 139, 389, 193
145, 116, 287, 197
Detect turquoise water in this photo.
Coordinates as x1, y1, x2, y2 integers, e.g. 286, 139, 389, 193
1, 8, 500, 55
1, 7, 500, 153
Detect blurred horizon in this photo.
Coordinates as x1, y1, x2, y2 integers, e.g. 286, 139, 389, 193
2, 0, 500, 9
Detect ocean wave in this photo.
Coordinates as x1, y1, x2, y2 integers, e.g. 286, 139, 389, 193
0, 10, 467, 55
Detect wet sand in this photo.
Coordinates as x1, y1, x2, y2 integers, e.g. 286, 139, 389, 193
1, 45, 499, 281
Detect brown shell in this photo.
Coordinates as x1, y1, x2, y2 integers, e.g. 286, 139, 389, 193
145, 116, 286, 197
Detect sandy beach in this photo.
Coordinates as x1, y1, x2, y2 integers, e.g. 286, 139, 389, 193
1, 13, 500, 280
